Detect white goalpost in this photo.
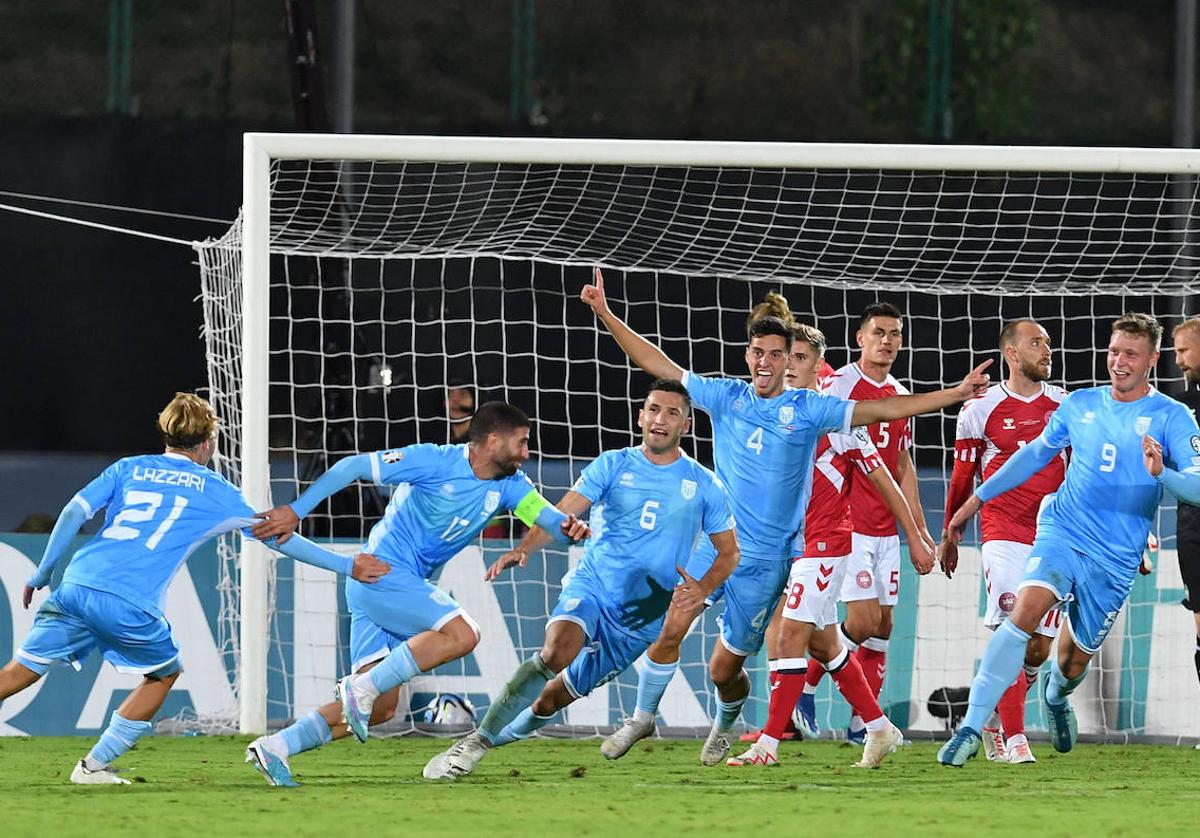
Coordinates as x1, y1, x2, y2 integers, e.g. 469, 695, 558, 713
197, 134, 1200, 742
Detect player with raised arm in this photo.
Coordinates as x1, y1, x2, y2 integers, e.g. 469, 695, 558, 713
245, 402, 588, 787
421, 380, 739, 780
800, 302, 936, 744
0, 393, 388, 785
938, 313, 1200, 766
938, 319, 1066, 765
582, 269, 989, 766
727, 321, 935, 768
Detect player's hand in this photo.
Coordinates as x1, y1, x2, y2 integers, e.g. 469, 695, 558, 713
672, 566, 708, 613
484, 548, 529, 582
950, 360, 993, 402
580, 267, 612, 317
351, 553, 391, 583
1139, 552, 1154, 575
252, 504, 301, 544
945, 494, 982, 544
938, 536, 960, 579
1142, 434, 1164, 477
908, 533, 935, 575
22, 584, 37, 610
560, 513, 591, 543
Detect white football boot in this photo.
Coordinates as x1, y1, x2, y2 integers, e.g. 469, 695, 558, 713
1005, 733, 1036, 764
726, 740, 780, 767
982, 726, 1007, 762
600, 715, 656, 760
853, 722, 903, 768
70, 759, 131, 785
422, 731, 490, 780
699, 725, 732, 766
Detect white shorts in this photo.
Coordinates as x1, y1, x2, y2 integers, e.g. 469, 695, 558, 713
781, 555, 848, 630
982, 540, 1061, 639
839, 532, 901, 606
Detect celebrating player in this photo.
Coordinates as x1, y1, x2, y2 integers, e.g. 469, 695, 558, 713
1171, 318, 1200, 705
938, 319, 1066, 764
245, 402, 589, 787
582, 269, 990, 766
421, 380, 739, 780
727, 321, 934, 768
938, 313, 1200, 765
0, 393, 389, 785
802, 302, 935, 744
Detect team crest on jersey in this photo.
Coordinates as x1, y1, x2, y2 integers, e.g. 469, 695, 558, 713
856, 570, 873, 589
381, 450, 404, 464
778, 405, 794, 425
1135, 416, 1152, 435
999, 592, 1016, 613
680, 479, 697, 500
483, 490, 500, 515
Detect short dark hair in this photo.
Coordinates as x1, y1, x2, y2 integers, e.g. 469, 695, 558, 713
859, 302, 903, 329
646, 378, 691, 414
999, 318, 1040, 350
1112, 312, 1162, 351
467, 401, 530, 443
748, 316, 794, 350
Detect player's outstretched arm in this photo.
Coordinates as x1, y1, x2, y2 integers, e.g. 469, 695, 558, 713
269, 534, 391, 583
867, 464, 935, 575
580, 267, 684, 381
23, 497, 90, 608
252, 453, 375, 543
850, 360, 992, 427
486, 490, 593, 581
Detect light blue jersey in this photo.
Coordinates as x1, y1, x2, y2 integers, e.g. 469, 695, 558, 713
360, 444, 539, 582
568, 446, 734, 639
989, 386, 1200, 576
682, 372, 854, 562
62, 453, 257, 616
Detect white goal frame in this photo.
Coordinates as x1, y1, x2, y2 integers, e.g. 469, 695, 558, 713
238, 132, 1200, 733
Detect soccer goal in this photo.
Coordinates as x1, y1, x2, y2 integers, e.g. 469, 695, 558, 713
196, 135, 1200, 743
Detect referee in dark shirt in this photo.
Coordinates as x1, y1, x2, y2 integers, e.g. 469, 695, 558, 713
1171, 320, 1200, 701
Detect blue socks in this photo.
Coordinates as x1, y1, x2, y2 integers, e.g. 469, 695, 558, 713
1045, 656, 1089, 706
635, 655, 677, 717
962, 619, 1032, 733
277, 709, 333, 757
478, 654, 556, 744
85, 711, 152, 769
367, 642, 421, 695
492, 708, 555, 746
715, 695, 747, 732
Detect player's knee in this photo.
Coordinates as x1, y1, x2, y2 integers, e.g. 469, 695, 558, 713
443, 616, 480, 657
1026, 637, 1052, 668
875, 609, 894, 639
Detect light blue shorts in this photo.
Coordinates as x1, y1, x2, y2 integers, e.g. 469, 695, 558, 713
686, 540, 789, 657
18, 583, 180, 677
345, 571, 474, 672
549, 576, 653, 700
1019, 532, 1137, 654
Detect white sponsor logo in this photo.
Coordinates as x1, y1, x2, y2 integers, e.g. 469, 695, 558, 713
1082, 411, 1095, 425
483, 490, 500, 515
680, 479, 697, 500
441, 483, 455, 494
381, 450, 404, 464
1135, 416, 1151, 435
1002, 417, 1015, 430
619, 471, 635, 487
563, 598, 581, 612
1026, 555, 1041, 573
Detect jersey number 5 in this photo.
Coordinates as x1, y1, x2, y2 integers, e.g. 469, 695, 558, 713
101, 490, 189, 549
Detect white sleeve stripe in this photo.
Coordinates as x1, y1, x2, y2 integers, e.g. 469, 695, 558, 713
839, 400, 854, 435
70, 494, 94, 519
370, 453, 382, 485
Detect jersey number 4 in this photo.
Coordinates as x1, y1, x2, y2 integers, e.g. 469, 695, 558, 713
746, 427, 764, 455
101, 490, 189, 549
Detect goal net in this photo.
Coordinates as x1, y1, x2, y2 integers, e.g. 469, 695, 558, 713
195, 136, 1200, 743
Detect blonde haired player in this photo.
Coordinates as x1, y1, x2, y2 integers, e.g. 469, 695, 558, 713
0, 393, 388, 784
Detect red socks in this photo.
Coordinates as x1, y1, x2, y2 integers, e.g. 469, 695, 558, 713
996, 670, 1028, 737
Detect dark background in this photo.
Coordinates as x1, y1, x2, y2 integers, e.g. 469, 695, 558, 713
1, 0, 1195, 453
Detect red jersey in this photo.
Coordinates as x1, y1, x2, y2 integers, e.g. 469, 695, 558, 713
944, 382, 1067, 545
824, 363, 912, 537
802, 426, 885, 557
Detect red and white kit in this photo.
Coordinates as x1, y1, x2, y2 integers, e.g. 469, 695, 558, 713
783, 426, 884, 629
824, 363, 911, 606
945, 382, 1067, 637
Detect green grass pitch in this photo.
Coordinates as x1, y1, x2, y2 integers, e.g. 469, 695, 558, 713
2, 735, 1198, 837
